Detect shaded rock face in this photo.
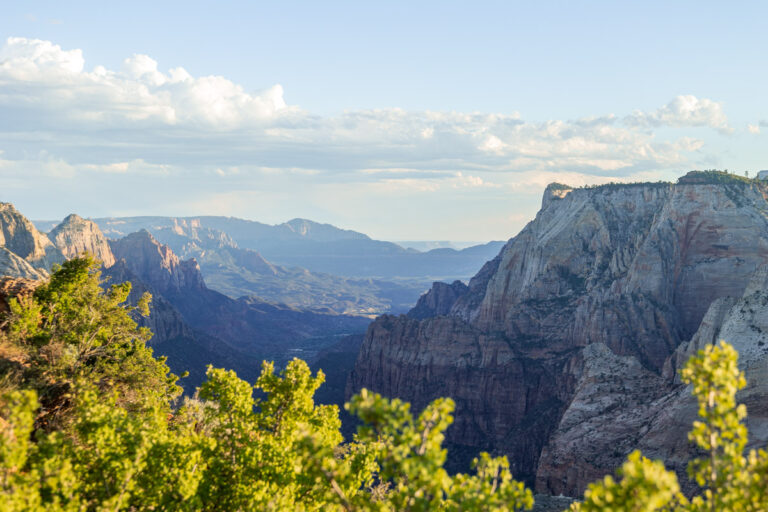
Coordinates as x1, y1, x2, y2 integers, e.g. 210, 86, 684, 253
407, 280, 468, 320
102, 261, 193, 343
0, 248, 47, 280
110, 230, 205, 298
348, 178, 768, 493
108, 230, 369, 375
0, 203, 63, 270
49, 214, 116, 267
546, 262, 768, 497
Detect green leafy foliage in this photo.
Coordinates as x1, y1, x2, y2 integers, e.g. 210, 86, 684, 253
0, 257, 532, 511
569, 451, 685, 512
1, 256, 180, 430
7, 256, 768, 511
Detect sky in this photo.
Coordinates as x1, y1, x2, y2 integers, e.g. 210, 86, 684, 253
1, 1, 767, 241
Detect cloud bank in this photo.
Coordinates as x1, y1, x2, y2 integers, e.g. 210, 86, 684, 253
0, 37, 736, 239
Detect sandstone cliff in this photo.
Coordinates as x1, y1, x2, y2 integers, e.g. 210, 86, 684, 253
0, 248, 47, 280
407, 280, 468, 320
110, 230, 206, 298
0, 203, 63, 271
49, 214, 116, 267
348, 173, 768, 494
109, 229, 368, 361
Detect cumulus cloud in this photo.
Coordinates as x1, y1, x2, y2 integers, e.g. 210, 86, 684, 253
0, 37, 726, 180
626, 95, 731, 133
0, 37, 291, 128
0, 37, 738, 238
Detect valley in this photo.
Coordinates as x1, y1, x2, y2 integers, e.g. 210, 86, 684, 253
7, 170, 768, 504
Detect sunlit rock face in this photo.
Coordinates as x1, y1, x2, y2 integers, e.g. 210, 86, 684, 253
49, 214, 116, 267
0, 203, 63, 271
349, 174, 768, 494
109, 230, 205, 298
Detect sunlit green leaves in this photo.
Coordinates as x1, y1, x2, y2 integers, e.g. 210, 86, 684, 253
18, 257, 768, 511
570, 451, 685, 512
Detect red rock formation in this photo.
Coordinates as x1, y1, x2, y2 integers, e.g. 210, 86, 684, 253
109, 230, 205, 297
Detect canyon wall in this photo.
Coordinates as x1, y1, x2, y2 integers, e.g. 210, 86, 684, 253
349, 173, 768, 494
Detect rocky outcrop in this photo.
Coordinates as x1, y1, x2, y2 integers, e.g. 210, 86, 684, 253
110, 230, 205, 297
348, 173, 768, 493
49, 214, 116, 267
0, 203, 63, 270
102, 260, 193, 343
407, 280, 468, 320
540, 183, 573, 210
612, 262, 768, 495
535, 343, 675, 495
0, 277, 40, 315
0, 248, 47, 280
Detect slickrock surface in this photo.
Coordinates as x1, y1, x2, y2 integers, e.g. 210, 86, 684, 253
49, 214, 116, 267
349, 174, 768, 494
625, 262, 768, 494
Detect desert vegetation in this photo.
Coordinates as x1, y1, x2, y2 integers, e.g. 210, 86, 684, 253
2, 257, 768, 511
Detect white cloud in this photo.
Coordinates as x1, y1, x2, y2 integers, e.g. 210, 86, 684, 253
82, 159, 170, 175
0, 37, 727, 181
0, 37, 742, 238
0, 37, 84, 78
626, 95, 731, 133
480, 135, 506, 153
0, 37, 292, 128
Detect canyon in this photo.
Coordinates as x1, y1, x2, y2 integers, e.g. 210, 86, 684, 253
33, 216, 503, 316
0, 207, 369, 390
6, 171, 768, 499
348, 171, 768, 495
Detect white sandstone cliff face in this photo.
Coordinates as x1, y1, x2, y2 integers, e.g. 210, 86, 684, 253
653, 264, 768, 458
49, 214, 116, 267
0, 203, 63, 272
0, 247, 46, 280
465, 182, 768, 371
349, 175, 768, 493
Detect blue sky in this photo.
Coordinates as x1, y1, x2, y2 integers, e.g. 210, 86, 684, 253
1, 1, 766, 240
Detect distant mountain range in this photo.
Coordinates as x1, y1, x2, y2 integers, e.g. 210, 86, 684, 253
393, 241, 485, 251
0, 205, 371, 391
34, 216, 504, 315
5, 206, 508, 396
